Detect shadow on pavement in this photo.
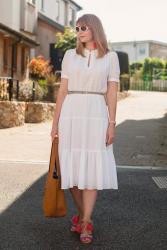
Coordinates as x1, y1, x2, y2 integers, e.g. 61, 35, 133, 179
0, 169, 167, 250
115, 112, 167, 167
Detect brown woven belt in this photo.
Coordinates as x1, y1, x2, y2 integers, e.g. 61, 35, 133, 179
68, 90, 105, 95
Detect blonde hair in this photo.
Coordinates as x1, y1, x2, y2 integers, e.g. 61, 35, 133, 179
76, 14, 110, 58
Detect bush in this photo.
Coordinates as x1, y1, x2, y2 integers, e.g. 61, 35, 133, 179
28, 56, 53, 79
55, 26, 77, 52
18, 79, 45, 101
130, 62, 143, 76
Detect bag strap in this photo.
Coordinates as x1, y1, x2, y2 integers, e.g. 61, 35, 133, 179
49, 137, 60, 179
48, 140, 54, 174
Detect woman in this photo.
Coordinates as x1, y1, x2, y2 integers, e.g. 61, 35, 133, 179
50, 14, 120, 244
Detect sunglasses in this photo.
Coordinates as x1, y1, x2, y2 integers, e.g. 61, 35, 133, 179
75, 25, 89, 32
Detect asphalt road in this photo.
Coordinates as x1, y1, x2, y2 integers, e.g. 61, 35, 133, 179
0, 164, 166, 250
115, 91, 167, 167
0, 90, 167, 249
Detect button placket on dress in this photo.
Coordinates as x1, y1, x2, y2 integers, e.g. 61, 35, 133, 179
84, 48, 97, 70
84, 49, 97, 94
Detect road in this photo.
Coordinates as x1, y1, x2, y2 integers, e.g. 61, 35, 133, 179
0, 90, 167, 249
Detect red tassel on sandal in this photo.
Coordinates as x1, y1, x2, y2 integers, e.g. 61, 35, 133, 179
70, 215, 82, 233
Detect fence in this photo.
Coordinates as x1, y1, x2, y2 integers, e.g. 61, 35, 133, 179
129, 80, 167, 92
0, 77, 36, 101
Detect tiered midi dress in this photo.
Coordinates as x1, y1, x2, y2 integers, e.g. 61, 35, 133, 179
58, 47, 120, 190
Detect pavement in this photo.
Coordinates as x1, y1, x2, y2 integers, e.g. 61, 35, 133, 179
115, 90, 167, 167
0, 163, 166, 250
0, 90, 166, 166
0, 90, 167, 249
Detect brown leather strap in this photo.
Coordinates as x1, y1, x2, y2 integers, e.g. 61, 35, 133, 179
68, 90, 105, 95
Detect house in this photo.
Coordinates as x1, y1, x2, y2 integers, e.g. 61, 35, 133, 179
0, 0, 82, 80
109, 40, 167, 63
0, 0, 38, 80
35, 0, 82, 59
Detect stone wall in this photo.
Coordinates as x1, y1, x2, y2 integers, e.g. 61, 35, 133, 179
0, 101, 55, 128
0, 101, 25, 128
25, 102, 55, 123
0, 91, 129, 128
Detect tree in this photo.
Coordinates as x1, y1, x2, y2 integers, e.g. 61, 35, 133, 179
143, 58, 164, 80
55, 26, 77, 52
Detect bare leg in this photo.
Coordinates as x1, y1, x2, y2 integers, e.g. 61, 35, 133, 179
82, 189, 98, 222
69, 186, 83, 219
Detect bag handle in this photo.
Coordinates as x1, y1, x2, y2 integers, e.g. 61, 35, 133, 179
48, 137, 60, 179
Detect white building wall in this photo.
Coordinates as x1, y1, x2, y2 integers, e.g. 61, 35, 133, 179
111, 42, 149, 63
59, 0, 66, 25
0, 0, 79, 33
12, 0, 21, 31
0, 0, 20, 31
68, 2, 77, 26
0, 0, 64, 32
38, 0, 66, 25
38, 0, 77, 27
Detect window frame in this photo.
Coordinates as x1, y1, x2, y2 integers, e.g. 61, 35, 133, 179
69, 7, 75, 26
55, 0, 60, 21
28, 0, 36, 6
41, 0, 44, 11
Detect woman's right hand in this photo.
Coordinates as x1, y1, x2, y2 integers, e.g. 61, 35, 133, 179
50, 125, 59, 142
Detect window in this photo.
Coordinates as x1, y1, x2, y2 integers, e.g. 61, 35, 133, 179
139, 48, 145, 55
41, 0, 44, 11
55, 0, 60, 21
69, 7, 75, 26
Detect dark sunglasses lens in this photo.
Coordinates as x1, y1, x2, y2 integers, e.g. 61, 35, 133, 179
81, 26, 87, 31
75, 27, 79, 32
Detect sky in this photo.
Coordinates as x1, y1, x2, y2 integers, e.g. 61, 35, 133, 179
76, 0, 167, 44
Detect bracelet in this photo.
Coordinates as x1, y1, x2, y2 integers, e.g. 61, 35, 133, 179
108, 120, 116, 125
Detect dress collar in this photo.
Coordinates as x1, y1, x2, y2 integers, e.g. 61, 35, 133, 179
84, 47, 98, 56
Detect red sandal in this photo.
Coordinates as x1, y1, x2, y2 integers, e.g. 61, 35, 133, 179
70, 215, 82, 233
80, 220, 94, 244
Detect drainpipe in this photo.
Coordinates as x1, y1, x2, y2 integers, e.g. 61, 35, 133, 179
11, 37, 22, 79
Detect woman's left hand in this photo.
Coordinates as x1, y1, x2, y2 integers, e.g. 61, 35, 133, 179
105, 124, 115, 146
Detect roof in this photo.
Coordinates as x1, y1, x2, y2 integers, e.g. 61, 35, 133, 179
110, 40, 167, 47
0, 23, 39, 47
69, 0, 83, 10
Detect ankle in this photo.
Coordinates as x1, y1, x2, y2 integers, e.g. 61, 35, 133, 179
81, 217, 92, 223
78, 210, 83, 219
80, 220, 94, 233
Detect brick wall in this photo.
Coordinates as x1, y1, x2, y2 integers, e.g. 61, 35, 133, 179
36, 19, 60, 59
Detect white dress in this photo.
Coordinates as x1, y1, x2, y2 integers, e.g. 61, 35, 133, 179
58, 47, 120, 190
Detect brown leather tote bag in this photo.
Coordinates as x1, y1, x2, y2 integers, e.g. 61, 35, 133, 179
43, 136, 67, 217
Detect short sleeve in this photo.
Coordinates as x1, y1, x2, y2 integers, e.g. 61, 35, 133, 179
61, 50, 70, 79
107, 51, 120, 83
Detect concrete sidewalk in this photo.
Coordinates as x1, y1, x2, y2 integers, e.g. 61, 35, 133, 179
0, 162, 166, 250
0, 91, 167, 167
